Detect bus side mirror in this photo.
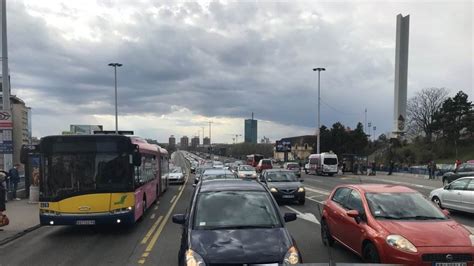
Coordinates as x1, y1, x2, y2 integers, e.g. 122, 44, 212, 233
133, 145, 142, 166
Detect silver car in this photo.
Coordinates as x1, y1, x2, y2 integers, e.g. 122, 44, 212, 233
430, 176, 474, 213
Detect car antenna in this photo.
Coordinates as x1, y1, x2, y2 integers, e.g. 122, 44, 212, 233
316, 203, 335, 266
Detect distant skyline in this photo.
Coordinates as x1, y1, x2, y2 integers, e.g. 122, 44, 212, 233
4, 0, 472, 143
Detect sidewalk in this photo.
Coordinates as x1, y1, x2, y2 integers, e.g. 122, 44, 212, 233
0, 199, 40, 245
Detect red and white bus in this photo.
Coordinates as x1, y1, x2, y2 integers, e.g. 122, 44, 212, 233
246, 154, 264, 167
29, 134, 169, 226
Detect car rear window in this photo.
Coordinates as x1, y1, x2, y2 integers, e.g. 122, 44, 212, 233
262, 160, 272, 165
194, 191, 281, 229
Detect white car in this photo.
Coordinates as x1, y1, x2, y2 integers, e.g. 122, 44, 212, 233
168, 167, 185, 184
430, 176, 474, 213
236, 165, 258, 179
212, 161, 224, 169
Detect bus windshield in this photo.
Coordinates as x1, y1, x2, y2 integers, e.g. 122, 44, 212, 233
42, 152, 133, 200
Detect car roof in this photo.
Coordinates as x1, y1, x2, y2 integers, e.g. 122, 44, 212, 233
203, 169, 233, 174
263, 169, 292, 173
199, 179, 267, 192
343, 184, 417, 193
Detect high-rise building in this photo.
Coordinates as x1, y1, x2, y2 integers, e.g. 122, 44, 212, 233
169, 135, 176, 149
10, 95, 31, 166
203, 137, 210, 145
180, 136, 189, 150
191, 136, 200, 148
244, 113, 258, 144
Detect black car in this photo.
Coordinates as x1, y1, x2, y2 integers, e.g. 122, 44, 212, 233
442, 163, 474, 186
260, 169, 305, 205
172, 179, 302, 265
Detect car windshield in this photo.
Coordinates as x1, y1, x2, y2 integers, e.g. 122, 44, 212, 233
266, 172, 298, 182
194, 191, 281, 229
366, 192, 447, 220
324, 158, 338, 165
171, 168, 182, 173
239, 165, 255, 171
287, 163, 299, 168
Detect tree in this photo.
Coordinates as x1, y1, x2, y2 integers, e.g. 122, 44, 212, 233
406, 87, 448, 142
432, 91, 472, 156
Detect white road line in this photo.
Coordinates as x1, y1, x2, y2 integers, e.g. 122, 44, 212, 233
154, 206, 158, 210
285, 205, 320, 225
304, 186, 331, 195
150, 213, 155, 220
170, 195, 177, 204
306, 197, 324, 204
362, 176, 438, 190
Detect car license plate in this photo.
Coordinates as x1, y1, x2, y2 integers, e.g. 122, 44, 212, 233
282, 195, 294, 199
434, 263, 467, 266
76, 220, 95, 225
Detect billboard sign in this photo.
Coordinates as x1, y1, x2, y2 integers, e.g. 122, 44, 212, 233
70, 125, 103, 135
0, 110, 12, 129
0, 140, 13, 154
275, 140, 292, 152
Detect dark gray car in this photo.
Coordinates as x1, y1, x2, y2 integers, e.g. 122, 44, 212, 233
442, 163, 474, 186
260, 169, 305, 205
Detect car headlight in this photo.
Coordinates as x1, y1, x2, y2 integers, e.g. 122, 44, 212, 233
185, 249, 205, 266
270, 187, 278, 192
283, 246, 300, 264
239, 173, 245, 178
298, 187, 305, 192
386, 235, 417, 253
252, 173, 257, 177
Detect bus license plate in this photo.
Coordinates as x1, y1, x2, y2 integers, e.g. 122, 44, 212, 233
434, 263, 467, 266
76, 220, 95, 225
282, 195, 294, 199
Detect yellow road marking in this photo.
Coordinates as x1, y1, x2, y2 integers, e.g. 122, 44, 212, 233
140, 216, 164, 244
145, 176, 189, 253
142, 252, 149, 258
170, 195, 177, 204
138, 259, 145, 264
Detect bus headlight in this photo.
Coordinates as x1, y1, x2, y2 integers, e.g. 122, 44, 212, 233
283, 246, 300, 264
112, 207, 134, 214
185, 249, 206, 266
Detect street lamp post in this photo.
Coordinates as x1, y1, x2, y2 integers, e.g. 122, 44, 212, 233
313, 67, 326, 154
108, 63, 122, 134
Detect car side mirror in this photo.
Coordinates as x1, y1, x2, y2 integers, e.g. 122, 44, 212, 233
284, 212, 297, 222
444, 185, 450, 190
172, 214, 186, 225
346, 210, 362, 224
192, 184, 196, 188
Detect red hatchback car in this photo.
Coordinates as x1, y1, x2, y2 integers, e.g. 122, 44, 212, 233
321, 184, 474, 266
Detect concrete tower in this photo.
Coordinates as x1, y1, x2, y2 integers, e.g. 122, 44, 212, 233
393, 14, 410, 137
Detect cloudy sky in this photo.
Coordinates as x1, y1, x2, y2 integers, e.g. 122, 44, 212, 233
4, 0, 473, 143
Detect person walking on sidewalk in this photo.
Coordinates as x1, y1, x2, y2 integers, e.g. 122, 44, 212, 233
8, 164, 21, 201
0, 171, 7, 230
388, 160, 394, 175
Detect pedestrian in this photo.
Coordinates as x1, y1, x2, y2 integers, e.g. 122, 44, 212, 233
8, 164, 21, 201
455, 159, 462, 170
371, 161, 376, 175
0, 171, 7, 229
427, 161, 432, 179
430, 161, 437, 180
388, 160, 394, 175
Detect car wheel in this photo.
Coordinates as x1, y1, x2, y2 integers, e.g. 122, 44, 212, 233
363, 242, 381, 263
432, 196, 443, 209
321, 220, 334, 247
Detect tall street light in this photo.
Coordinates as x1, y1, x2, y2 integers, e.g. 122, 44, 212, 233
313, 67, 326, 154
108, 63, 122, 134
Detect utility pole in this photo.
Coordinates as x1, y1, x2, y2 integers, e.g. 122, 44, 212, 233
313, 67, 326, 154
1, 0, 12, 171
108, 62, 122, 134
364, 108, 367, 134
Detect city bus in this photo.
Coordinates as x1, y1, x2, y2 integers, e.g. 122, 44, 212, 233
23, 134, 168, 226
246, 154, 264, 167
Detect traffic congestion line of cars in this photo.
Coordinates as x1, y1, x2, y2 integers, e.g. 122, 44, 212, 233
179, 151, 474, 266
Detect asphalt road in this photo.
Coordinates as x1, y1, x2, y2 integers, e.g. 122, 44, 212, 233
1, 154, 473, 265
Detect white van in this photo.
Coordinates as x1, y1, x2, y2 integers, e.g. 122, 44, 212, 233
308, 152, 339, 176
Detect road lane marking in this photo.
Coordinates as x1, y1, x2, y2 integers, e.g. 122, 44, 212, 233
285, 205, 320, 225
138, 259, 145, 264
463, 225, 474, 233
150, 213, 155, 220
306, 197, 324, 204
361, 176, 438, 190
170, 195, 177, 204
154, 206, 158, 210
179, 185, 183, 191
304, 186, 331, 195
145, 173, 189, 253
140, 216, 164, 244
142, 252, 149, 258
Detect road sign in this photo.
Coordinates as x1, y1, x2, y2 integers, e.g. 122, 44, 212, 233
0, 140, 13, 154
0, 110, 12, 129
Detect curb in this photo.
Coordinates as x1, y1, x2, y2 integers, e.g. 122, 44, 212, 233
0, 224, 41, 247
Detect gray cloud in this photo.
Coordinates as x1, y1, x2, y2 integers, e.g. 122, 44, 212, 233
7, 1, 473, 138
